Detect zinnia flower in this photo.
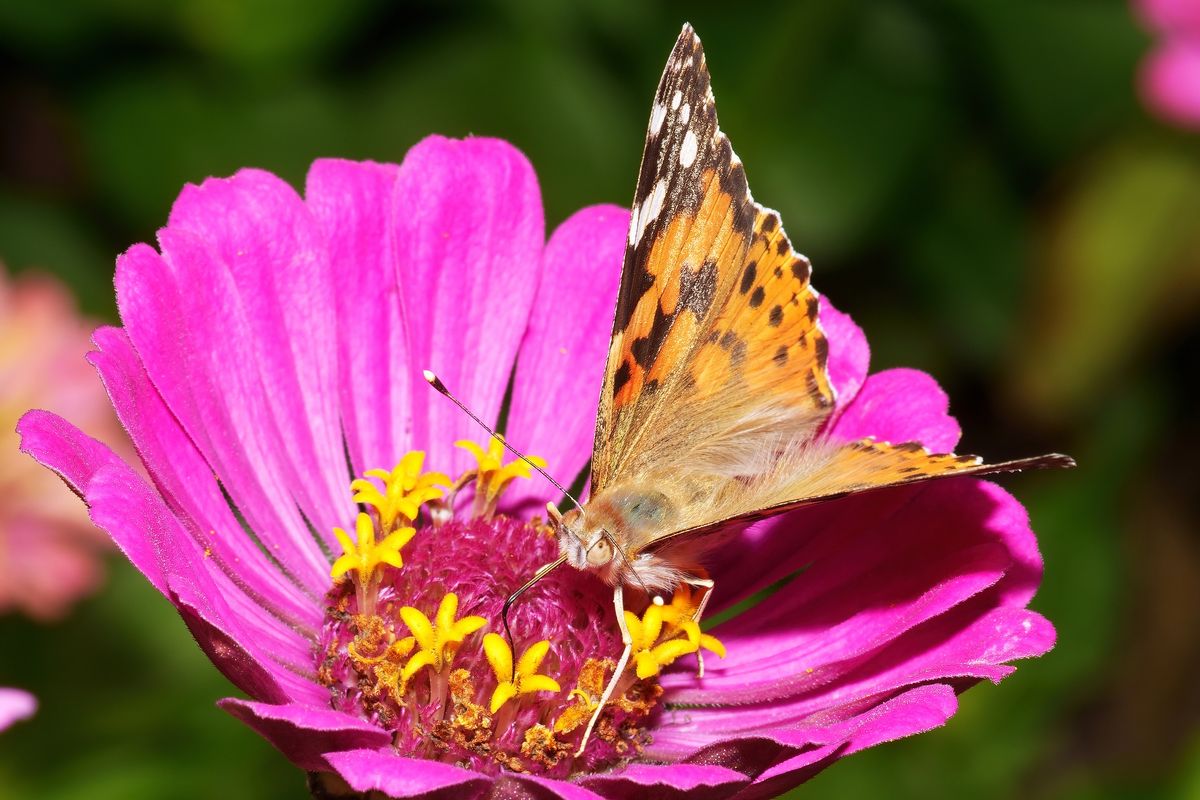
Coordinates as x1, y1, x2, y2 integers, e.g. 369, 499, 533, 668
1136, 0, 1200, 128
18, 135, 1054, 797
1, 267, 121, 620
0, 688, 35, 732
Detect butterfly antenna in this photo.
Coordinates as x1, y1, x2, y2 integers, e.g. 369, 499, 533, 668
500, 553, 568, 678
423, 370, 585, 513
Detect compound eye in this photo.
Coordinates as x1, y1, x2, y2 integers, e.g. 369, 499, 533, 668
586, 536, 613, 567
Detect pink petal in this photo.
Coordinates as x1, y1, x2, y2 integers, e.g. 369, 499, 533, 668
579, 763, 748, 800
830, 367, 962, 451
496, 773, 606, 800
323, 748, 491, 798
819, 295, 869, 408
18, 409, 167, 595
219, 699, 390, 772
304, 158, 415, 476
167, 169, 350, 543
1136, 0, 1200, 36
652, 606, 1051, 757
738, 684, 959, 798
0, 689, 36, 731
88, 463, 323, 705
503, 204, 629, 513
668, 478, 1036, 703
17, 411, 322, 706
1140, 41, 1200, 129
116, 237, 334, 594
89, 326, 320, 630
393, 136, 545, 480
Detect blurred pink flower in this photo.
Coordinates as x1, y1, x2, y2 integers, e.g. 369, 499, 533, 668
0, 688, 36, 731
1, 268, 122, 620
1136, 0, 1200, 127
18, 136, 1054, 798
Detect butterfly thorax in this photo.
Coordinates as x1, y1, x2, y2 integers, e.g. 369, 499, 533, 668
557, 486, 688, 594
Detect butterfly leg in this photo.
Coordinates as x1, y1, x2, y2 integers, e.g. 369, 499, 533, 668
575, 584, 632, 757
682, 576, 714, 678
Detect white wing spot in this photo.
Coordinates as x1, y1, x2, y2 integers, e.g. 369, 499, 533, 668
679, 103, 691, 124
628, 203, 641, 246
680, 130, 698, 168
633, 179, 667, 246
649, 103, 667, 136
671, 90, 682, 110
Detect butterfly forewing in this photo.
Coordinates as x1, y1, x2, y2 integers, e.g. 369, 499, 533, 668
592, 26, 835, 496
588, 24, 1072, 553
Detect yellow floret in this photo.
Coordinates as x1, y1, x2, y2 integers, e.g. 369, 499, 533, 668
350, 451, 450, 531
483, 634, 561, 713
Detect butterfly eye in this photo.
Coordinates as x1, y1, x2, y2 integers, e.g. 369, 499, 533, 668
586, 536, 613, 567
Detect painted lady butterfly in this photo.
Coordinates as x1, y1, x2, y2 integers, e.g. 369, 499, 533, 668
504, 24, 1071, 754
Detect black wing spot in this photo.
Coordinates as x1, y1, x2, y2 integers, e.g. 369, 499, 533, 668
769, 305, 784, 326
815, 335, 829, 367
739, 261, 757, 294
613, 361, 632, 395
773, 345, 789, 366
749, 286, 765, 308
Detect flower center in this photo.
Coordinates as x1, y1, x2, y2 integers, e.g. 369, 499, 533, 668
315, 440, 721, 777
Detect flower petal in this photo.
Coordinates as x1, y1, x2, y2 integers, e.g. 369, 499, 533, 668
17, 411, 323, 705
504, 204, 629, 512
666, 479, 1021, 703
166, 169, 350, 549
304, 158, 413, 476
739, 684, 959, 799
218, 699, 390, 772
88, 326, 320, 629
819, 295, 869, 409
830, 368, 961, 452
323, 748, 490, 798
0, 689, 36, 732
578, 762, 749, 800
115, 236, 334, 594
394, 136, 545, 479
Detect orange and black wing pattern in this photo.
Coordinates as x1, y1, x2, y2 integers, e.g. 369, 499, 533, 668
591, 25, 835, 492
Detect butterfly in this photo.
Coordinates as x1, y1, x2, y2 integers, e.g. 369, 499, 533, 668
438, 23, 1074, 755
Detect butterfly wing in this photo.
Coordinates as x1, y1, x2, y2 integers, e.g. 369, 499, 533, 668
646, 445, 1075, 549
590, 25, 1072, 549
592, 25, 835, 494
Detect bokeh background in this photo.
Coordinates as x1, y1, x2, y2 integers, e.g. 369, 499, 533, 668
1, 1, 1198, 798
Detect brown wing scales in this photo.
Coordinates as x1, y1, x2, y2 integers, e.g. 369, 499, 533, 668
592, 27, 834, 492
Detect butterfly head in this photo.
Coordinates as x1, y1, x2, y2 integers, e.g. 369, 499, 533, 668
555, 508, 616, 572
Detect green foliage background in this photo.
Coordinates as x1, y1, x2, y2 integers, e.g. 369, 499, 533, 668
1, 1, 1198, 798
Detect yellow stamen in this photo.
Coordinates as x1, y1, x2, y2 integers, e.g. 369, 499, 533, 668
351, 451, 450, 531
625, 599, 725, 680
331, 513, 415, 616
396, 593, 487, 692
455, 435, 546, 519
483, 634, 561, 713
659, 584, 727, 658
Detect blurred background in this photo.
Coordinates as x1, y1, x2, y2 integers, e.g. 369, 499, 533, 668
1, 0, 1197, 798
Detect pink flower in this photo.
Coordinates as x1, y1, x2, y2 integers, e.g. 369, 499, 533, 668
18, 136, 1054, 798
1136, 0, 1200, 127
0, 688, 35, 732
1, 268, 121, 620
